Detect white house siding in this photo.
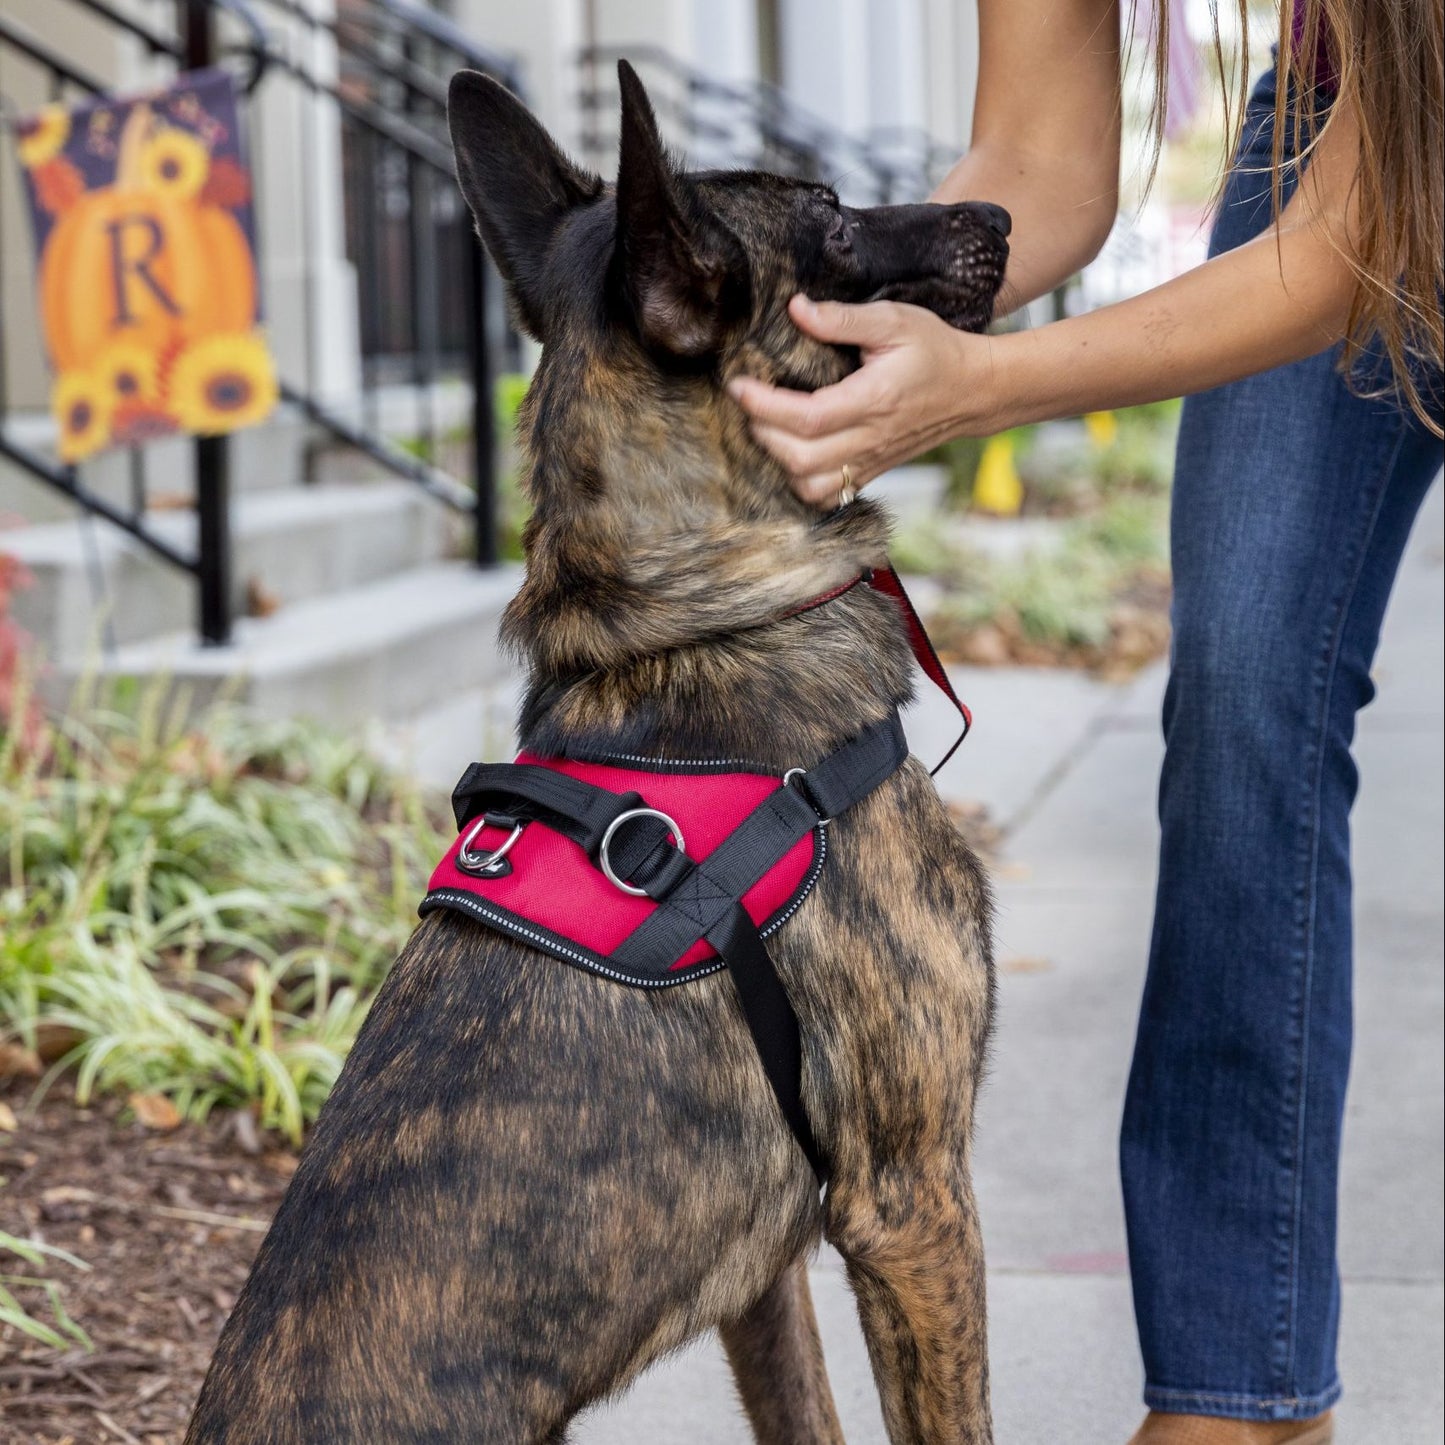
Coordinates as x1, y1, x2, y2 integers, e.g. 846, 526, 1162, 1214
449, 0, 978, 167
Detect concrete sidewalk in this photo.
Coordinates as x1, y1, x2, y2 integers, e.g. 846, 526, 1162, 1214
572, 479, 1443, 1445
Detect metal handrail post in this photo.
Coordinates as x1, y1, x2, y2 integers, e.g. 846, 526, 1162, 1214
183, 0, 233, 644
467, 230, 497, 567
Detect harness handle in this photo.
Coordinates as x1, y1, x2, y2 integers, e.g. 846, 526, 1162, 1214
449, 763, 646, 852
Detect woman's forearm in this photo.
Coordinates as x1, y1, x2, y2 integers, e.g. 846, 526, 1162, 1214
728, 82, 1366, 500
982, 221, 1352, 427
976, 102, 1363, 430
727, 206, 1356, 501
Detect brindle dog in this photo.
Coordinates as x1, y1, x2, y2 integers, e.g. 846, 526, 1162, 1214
186, 61, 1008, 1445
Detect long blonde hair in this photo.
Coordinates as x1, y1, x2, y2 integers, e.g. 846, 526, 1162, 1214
1150, 1, 1443, 434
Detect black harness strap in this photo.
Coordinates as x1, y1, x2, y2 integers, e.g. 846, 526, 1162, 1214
789, 707, 910, 819
609, 804, 834, 1181
611, 712, 906, 977
449, 763, 645, 852
706, 902, 826, 1180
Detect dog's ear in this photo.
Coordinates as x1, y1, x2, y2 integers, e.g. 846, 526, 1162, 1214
448, 70, 599, 340
614, 60, 746, 357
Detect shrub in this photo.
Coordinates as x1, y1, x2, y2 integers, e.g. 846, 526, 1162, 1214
899, 488, 1171, 659
1, 681, 449, 1143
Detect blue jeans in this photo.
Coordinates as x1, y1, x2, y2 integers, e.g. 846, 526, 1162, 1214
1119, 67, 1444, 1421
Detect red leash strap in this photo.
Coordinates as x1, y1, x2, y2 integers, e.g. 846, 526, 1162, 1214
867, 566, 971, 776
784, 566, 972, 776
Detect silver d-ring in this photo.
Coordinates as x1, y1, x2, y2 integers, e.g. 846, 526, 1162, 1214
457, 816, 525, 875
599, 807, 686, 896
782, 768, 832, 826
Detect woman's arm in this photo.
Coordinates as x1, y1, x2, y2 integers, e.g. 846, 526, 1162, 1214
935, 0, 1121, 305
730, 92, 1364, 503
985, 96, 1360, 418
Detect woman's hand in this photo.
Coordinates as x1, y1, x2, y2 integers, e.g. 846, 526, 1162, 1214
727, 294, 1003, 506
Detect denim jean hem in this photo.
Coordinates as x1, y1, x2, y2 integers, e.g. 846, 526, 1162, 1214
1142, 1376, 1343, 1423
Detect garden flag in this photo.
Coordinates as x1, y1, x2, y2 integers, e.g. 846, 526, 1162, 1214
12, 68, 277, 463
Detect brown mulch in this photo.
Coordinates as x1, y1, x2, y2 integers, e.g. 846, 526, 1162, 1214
0, 1082, 294, 1445
929, 568, 1174, 682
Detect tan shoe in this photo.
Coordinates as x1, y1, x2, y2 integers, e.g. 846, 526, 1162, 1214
1127, 1410, 1334, 1445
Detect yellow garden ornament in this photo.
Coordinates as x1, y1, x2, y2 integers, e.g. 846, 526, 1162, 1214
972, 434, 1024, 517
1084, 410, 1119, 449
11, 71, 276, 463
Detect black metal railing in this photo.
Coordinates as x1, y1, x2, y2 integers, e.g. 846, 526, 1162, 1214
0, 4, 228, 639
240, 0, 519, 568
0, 0, 515, 647
577, 44, 957, 206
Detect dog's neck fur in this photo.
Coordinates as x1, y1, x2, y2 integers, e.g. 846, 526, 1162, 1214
504, 333, 913, 770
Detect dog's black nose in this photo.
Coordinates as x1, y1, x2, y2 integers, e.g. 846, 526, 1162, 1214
978, 203, 1011, 238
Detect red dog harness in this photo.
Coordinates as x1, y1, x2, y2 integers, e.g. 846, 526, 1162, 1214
420, 568, 967, 1185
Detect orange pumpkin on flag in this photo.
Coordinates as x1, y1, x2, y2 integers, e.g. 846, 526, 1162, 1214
36, 106, 257, 375
38, 187, 257, 375
19, 83, 276, 461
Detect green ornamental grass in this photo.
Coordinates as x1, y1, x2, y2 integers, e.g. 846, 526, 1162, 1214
1, 673, 450, 1145
0, 1229, 91, 1350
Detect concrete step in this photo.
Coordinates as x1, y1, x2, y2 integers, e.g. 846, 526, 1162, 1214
5, 481, 459, 662
370, 677, 526, 789
48, 561, 523, 731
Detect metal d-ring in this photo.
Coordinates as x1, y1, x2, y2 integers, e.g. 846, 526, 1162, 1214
457, 815, 525, 876
782, 768, 833, 826
598, 807, 685, 897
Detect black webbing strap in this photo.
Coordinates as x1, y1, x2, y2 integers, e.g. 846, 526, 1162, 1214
449, 763, 645, 858
611, 711, 907, 975
606, 712, 907, 1188
789, 706, 910, 820
706, 903, 826, 1181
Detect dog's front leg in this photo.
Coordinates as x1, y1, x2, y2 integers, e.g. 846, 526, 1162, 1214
720, 1260, 846, 1445
829, 1165, 993, 1445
